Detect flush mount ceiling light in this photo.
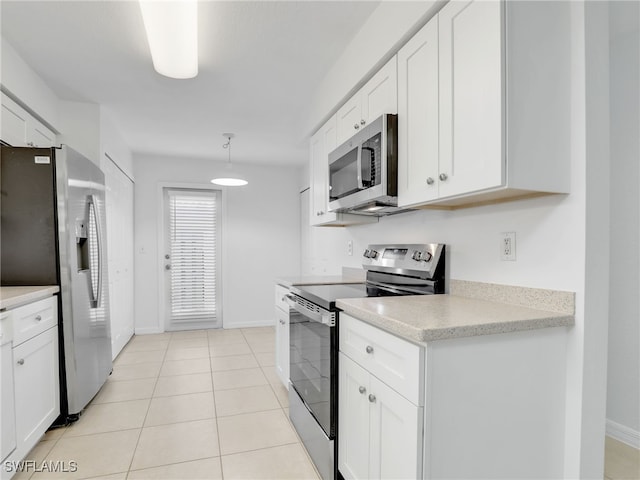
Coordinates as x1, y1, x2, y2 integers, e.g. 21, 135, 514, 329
211, 134, 248, 187
139, 0, 198, 79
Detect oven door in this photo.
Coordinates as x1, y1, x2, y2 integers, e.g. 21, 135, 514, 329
288, 300, 336, 439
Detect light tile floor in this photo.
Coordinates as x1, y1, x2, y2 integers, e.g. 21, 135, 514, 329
604, 436, 640, 480
12, 326, 639, 479
15, 327, 320, 480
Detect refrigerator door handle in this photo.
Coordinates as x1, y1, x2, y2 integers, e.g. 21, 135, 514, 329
87, 195, 103, 309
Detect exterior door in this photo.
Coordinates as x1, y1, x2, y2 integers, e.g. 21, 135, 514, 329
163, 188, 221, 331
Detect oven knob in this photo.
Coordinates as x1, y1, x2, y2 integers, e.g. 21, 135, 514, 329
411, 251, 420, 261
363, 249, 370, 258
369, 250, 379, 259
422, 251, 433, 262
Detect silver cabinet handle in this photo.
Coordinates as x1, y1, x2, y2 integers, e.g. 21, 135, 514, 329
17, 359, 24, 366
368, 394, 376, 403
365, 345, 374, 354
426, 177, 434, 185
360, 119, 366, 126
354, 124, 360, 130
439, 173, 448, 181
165, 265, 171, 270
359, 386, 366, 394
35, 315, 42, 321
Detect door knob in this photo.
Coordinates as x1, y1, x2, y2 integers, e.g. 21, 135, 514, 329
17, 359, 24, 366
165, 254, 170, 259
360, 119, 366, 126
35, 315, 42, 321
426, 177, 434, 185
439, 173, 448, 181
165, 265, 171, 270
354, 124, 360, 130
368, 394, 376, 403
359, 386, 366, 394
365, 345, 374, 354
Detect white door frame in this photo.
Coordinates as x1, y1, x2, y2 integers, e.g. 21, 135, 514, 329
156, 182, 226, 333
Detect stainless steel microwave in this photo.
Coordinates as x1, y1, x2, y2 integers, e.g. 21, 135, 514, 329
328, 114, 399, 215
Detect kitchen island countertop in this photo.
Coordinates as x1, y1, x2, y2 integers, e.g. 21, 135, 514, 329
0, 286, 60, 310
336, 293, 574, 344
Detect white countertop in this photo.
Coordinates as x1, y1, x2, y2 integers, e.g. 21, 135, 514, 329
0, 286, 60, 310
336, 294, 575, 343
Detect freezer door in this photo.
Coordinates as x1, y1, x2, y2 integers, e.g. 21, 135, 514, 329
0, 146, 58, 285
56, 146, 112, 416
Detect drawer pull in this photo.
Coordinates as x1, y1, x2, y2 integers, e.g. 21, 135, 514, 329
35, 315, 42, 321
368, 394, 376, 403
17, 358, 25, 366
358, 386, 366, 394
365, 345, 374, 354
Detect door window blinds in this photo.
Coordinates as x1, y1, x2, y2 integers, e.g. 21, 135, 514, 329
168, 190, 219, 325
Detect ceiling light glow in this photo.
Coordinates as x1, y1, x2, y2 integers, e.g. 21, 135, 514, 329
139, 0, 198, 79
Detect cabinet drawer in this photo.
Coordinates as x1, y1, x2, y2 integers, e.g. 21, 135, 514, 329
340, 313, 424, 404
12, 296, 57, 347
275, 284, 290, 313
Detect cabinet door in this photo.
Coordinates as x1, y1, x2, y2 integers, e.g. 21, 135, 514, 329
369, 376, 423, 480
275, 307, 289, 388
361, 56, 398, 125
28, 117, 56, 147
13, 327, 59, 460
1, 312, 16, 462
438, 0, 503, 198
1, 94, 29, 146
336, 95, 362, 146
309, 116, 338, 226
339, 353, 371, 480
397, 18, 440, 207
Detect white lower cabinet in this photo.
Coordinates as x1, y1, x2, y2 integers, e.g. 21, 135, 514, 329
274, 284, 290, 388
339, 354, 423, 480
13, 325, 59, 459
2, 296, 60, 479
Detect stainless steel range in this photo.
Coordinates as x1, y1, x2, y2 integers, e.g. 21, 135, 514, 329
286, 244, 446, 480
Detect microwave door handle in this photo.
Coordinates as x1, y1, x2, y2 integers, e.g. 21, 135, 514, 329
356, 145, 363, 189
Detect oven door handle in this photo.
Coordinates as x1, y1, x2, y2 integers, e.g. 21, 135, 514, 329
285, 294, 335, 326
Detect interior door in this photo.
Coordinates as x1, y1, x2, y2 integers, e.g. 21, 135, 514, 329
104, 155, 134, 359
163, 188, 221, 331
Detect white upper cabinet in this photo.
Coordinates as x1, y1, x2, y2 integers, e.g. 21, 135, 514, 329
336, 56, 398, 146
397, 16, 440, 206
398, 0, 571, 209
1, 94, 56, 148
437, 0, 503, 199
309, 115, 377, 227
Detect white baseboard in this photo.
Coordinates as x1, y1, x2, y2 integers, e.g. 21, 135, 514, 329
134, 326, 164, 335
606, 419, 640, 449
223, 320, 276, 329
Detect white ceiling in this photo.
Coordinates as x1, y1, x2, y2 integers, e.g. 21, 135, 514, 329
1, 1, 381, 166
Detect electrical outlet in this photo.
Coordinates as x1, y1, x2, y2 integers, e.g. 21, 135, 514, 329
501, 232, 516, 261
347, 240, 353, 256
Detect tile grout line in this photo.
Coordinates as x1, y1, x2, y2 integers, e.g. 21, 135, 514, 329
209, 329, 225, 480
123, 331, 172, 478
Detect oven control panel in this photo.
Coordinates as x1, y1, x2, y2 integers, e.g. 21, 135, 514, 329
362, 243, 444, 279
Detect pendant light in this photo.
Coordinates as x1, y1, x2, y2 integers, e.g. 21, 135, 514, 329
211, 134, 248, 187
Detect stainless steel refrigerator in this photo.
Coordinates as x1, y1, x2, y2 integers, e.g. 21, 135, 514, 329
1, 144, 112, 423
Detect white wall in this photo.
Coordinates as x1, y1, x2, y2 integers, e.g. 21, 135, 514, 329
303, 1, 613, 477
133, 154, 300, 333
58, 100, 101, 166
100, 106, 134, 179
606, 0, 640, 447
0, 37, 60, 130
